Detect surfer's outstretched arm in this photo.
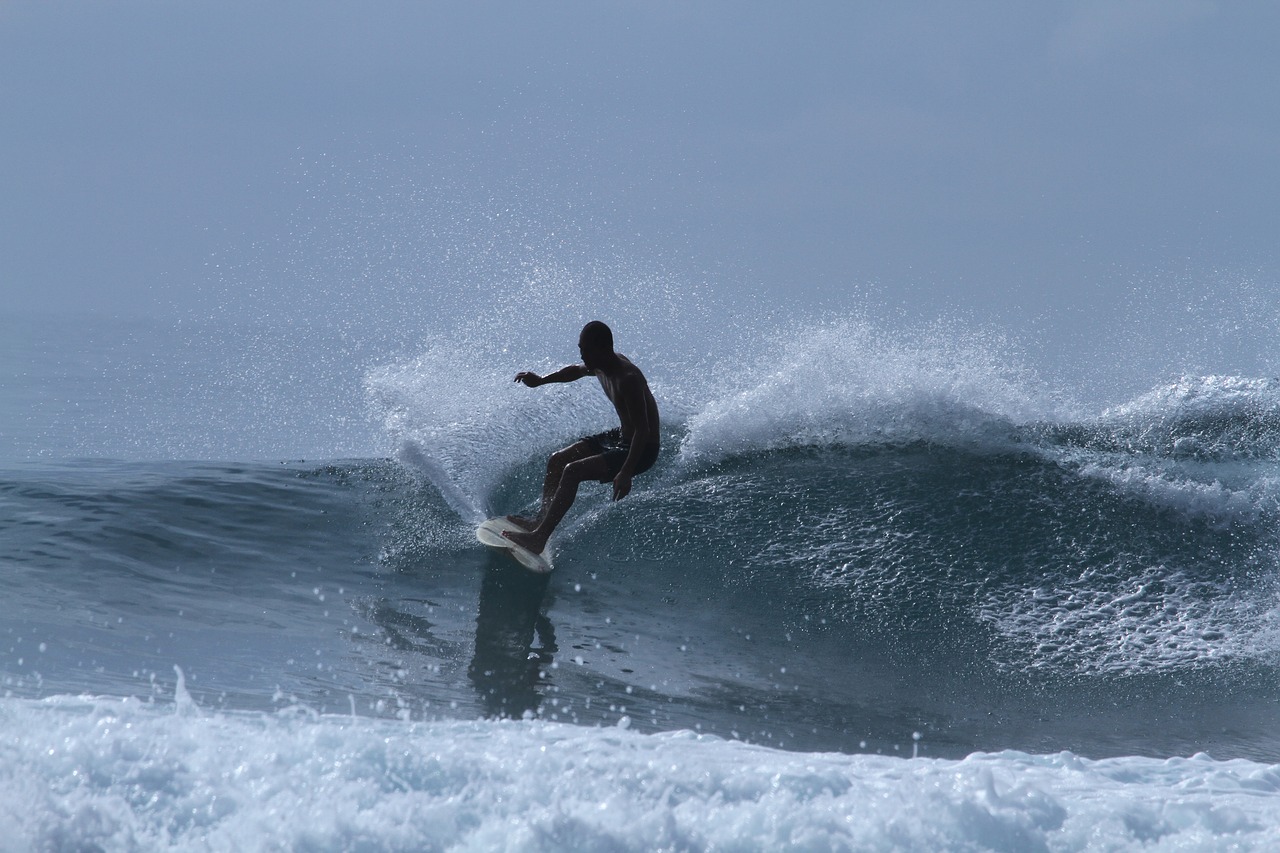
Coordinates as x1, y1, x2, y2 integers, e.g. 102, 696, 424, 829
514, 364, 590, 387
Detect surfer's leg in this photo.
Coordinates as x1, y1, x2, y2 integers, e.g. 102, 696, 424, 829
508, 441, 595, 530
504, 455, 611, 553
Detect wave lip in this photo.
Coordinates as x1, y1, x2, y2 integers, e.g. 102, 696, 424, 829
1077, 375, 1280, 461
678, 319, 1055, 465
1038, 376, 1280, 527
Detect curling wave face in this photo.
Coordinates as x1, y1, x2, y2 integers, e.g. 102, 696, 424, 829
373, 320, 1280, 684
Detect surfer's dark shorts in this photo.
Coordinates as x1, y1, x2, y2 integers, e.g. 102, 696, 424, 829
581, 428, 660, 482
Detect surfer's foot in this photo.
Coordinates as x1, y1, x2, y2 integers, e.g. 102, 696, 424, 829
505, 514, 539, 532
502, 528, 547, 555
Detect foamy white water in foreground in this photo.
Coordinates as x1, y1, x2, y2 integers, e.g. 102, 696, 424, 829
3, 692, 1277, 852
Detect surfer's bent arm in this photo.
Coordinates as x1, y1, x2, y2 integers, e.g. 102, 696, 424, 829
514, 364, 590, 387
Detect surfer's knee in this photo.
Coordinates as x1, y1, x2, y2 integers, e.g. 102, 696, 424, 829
549, 441, 591, 472
563, 455, 610, 486
548, 447, 573, 472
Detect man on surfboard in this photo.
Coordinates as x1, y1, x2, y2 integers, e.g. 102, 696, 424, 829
503, 321, 660, 556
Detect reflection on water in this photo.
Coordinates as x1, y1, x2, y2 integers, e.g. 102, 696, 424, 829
468, 559, 555, 718
350, 555, 555, 720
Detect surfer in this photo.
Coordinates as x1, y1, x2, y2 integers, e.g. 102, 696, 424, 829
503, 320, 660, 555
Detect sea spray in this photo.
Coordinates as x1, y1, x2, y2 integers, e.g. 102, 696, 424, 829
678, 316, 1059, 466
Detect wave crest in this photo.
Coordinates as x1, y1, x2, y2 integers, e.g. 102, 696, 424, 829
1062, 375, 1280, 461
679, 319, 1057, 464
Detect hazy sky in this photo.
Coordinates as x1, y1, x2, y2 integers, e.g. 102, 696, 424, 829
3, 1, 1278, 346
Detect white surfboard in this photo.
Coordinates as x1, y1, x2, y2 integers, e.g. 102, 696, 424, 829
475, 517, 553, 574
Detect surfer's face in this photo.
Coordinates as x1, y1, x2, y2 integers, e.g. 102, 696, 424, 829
579, 338, 601, 369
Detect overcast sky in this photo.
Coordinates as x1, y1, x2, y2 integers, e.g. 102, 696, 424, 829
4, 0, 1278, 367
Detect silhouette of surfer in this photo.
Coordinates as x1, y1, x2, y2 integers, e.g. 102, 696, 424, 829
504, 321, 660, 555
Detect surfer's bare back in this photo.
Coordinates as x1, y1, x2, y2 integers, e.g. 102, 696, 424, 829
503, 321, 660, 555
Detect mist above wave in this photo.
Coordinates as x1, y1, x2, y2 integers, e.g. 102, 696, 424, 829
370, 313, 1064, 505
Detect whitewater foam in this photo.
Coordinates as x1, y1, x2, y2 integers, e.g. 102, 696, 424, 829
3, 694, 1279, 851
1071, 458, 1279, 527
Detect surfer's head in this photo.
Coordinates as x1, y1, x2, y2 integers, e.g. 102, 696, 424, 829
578, 321, 614, 367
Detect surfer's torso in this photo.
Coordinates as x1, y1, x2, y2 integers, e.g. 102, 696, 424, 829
593, 354, 660, 445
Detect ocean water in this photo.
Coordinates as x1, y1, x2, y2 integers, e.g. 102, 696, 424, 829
3, 311, 1280, 850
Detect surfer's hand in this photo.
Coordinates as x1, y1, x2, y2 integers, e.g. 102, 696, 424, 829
612, 473, 632, 501
514, 372, 542, 387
